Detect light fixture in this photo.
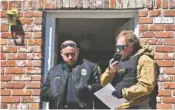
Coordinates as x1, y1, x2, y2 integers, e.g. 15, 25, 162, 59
7, 8, 19, 26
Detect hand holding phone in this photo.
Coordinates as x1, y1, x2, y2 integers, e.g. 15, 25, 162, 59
113, 53, 122, 62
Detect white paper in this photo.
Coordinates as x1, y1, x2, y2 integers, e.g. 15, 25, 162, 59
94, 83, 127, 109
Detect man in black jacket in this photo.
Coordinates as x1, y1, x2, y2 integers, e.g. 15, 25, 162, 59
41, 40, 102, 109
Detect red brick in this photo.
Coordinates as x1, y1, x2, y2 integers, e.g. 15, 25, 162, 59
158, 90, 171, 96
24, 32, 32, 39
155, 46, 174, 52
44, 0, 50, 8
163, 39, 175, 45
19, 18, 33, 25
0, 68, 4, 74
162, 0, 168, 9
164, 68, 175, 75
155, 0, 161, 9
149, 25, 164, 31
0, 89, 11, 96
0, 11, 7, 18
1, 32, 12, 39
12, 89, 31, 96
162, 97, 175, 103
158, 75, 173, 81
7, 53, 27, 60
6, 67, 24, 74
1, 83, 5, 89
17, 53, 27, 59
18, 47, 33, 53
164, 53, 175, 60
15, 1, 22, 9
139, 38, 148, 45
6, 82, 25, 89
1, 61, 16, 67
157, 104, 172, 109
9, 1, 16, 9
27, 53, 42, 60
164, 25, 175, 31
164, 83, 175, 89
35, 39, 43, 45
30, 103, 40, 109
29, 0, 35, 9
154, 53, 165, 60
32, 89, 41, 95
0, 103, 8, 109
163, 10, 175, 16
33, 46, 42, 53
32, 75, 41, 81
13, 75, 31, 81
139, 17, 153, 24
139, 25, 148, 31
33, 11, 43, 17
24, 11, 33, 17
8, 103, 29, 109
2, 46, 17, 53
2, 96, 20, 103
21, 96, 34, 102
154, 32, 174, 38
34, 17, 42, 24
26, 82, 41, 89
1, 1, 8, 10
1, 75, 12, 81
1, 39, 7, 45
0, 53, 6, 60
138, 10, 148, 17
1, 25, 8, 32
149, 10, 161, 17
50, 0, 56, 8
32, 60, 42, 67
157, 60, 174, 67
140, 32, 153, 38
33, 32, 42, 38
26, 67, 41, 74
147, 39, 162, 45
28, 39, 35, 45
39, 0, 44, 9
169, 0, 175, 9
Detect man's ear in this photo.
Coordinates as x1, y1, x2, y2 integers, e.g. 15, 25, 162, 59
77, 48, 79, 55
60, 50, 63, 57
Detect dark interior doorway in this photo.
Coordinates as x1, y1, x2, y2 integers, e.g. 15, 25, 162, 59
55, 18, 133, 72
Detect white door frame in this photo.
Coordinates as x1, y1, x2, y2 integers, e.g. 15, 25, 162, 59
43, 10, 138, 82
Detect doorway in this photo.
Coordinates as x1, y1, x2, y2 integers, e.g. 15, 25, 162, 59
43, 10, 138, 81
42, 10, 138, 109
55, 18, 134, 72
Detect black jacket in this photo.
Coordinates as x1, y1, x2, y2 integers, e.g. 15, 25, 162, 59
41, 58, 101, 109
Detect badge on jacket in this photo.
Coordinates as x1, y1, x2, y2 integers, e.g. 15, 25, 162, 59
81, 69, 87, 76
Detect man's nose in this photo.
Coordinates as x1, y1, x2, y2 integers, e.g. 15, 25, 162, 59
68, 55, 72, 59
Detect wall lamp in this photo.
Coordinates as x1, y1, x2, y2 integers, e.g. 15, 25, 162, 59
6, 8, 24, 45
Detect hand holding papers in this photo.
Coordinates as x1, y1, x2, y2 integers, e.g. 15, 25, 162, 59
94, 83, 127, 109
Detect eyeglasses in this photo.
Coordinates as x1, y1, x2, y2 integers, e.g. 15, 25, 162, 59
116, 45, 127, 52
61, 42, 77, 49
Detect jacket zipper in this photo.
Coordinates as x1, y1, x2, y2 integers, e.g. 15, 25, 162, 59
72, 73, 81, 107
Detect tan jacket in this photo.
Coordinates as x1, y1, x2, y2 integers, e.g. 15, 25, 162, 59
100, 46, 157, 109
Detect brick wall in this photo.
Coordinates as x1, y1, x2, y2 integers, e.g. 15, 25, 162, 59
0, 0, 175, 109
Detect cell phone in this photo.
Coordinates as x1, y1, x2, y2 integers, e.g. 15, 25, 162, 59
113, 53, 122, 62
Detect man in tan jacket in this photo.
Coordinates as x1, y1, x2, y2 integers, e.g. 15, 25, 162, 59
100, 30, 158, 109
